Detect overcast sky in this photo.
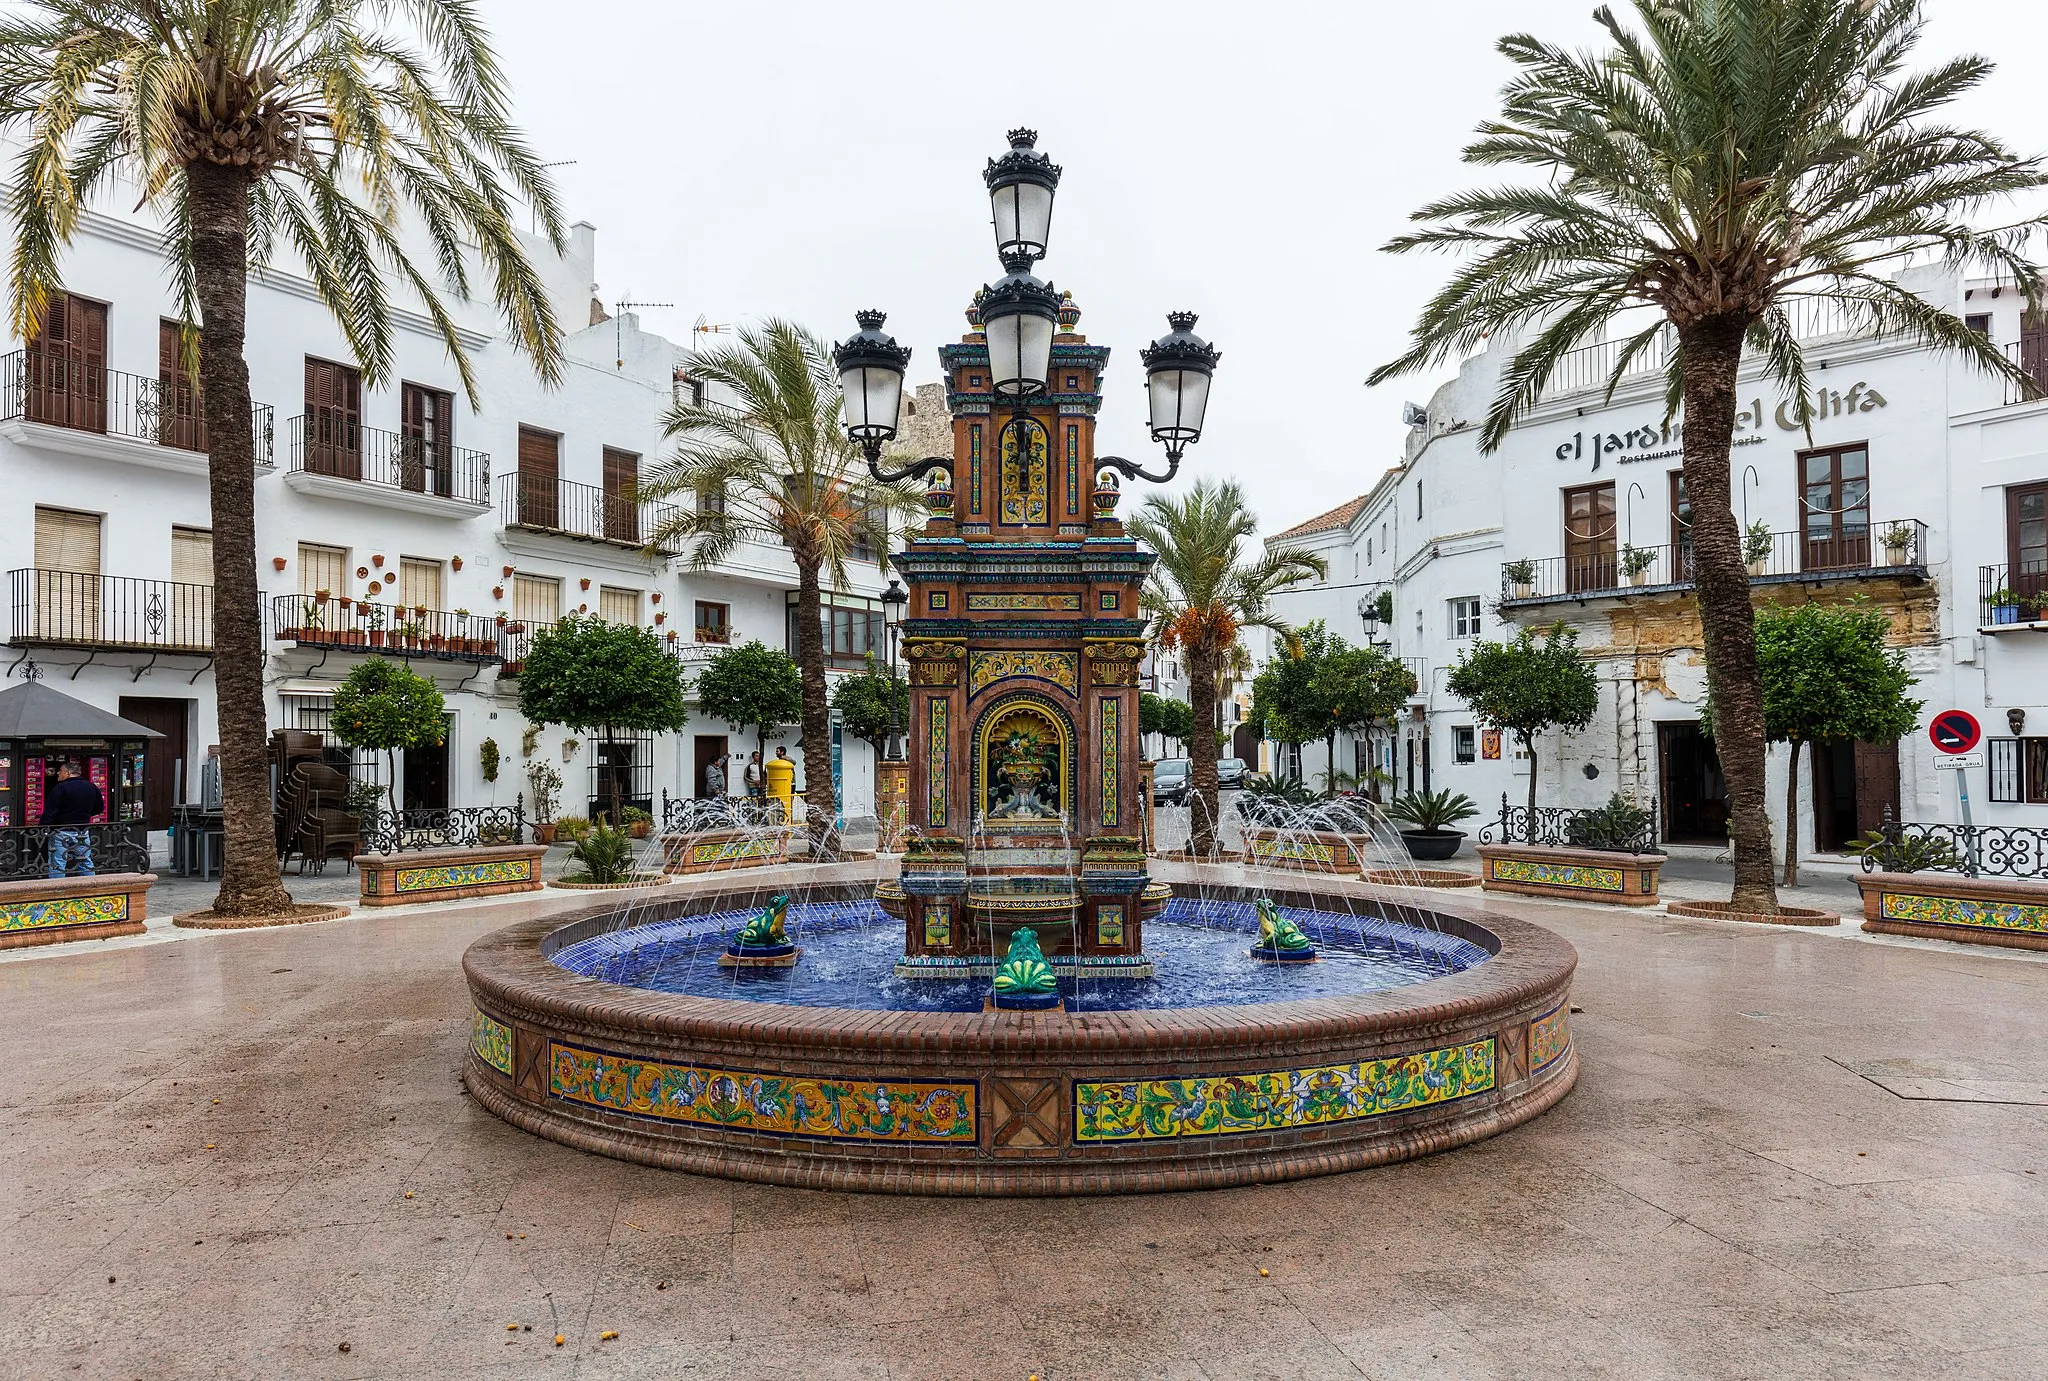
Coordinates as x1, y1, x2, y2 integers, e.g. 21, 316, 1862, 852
485, 0, 2048, 539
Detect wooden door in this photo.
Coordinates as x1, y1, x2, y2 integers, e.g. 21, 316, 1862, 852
517, 427, 560, 529
27, 294, 108, 432
157, 320, 207, 451
1799, 444, 1870, 571
401, 383, 453, 495
1563, 482, 1616, 592
304, 358, 362, 479
119, 697, 189, 830
602, 447, 639, 542
2023, 310, 2048, 397
401, 725, 451, 810
1668, 470, 1693, 582
2010, 481, 2048, 605
1852, 739, 1900, 840
695, 735, 728, 799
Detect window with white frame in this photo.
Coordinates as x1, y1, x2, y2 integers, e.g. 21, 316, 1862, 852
1449, 597, 1483, 637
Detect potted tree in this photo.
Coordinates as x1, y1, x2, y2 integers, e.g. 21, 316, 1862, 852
364, 603, 387, 648
1386, 788, 1480, 860
1620, 544, 1659, 587
526, 758, 563, 844
1743, 520, 1775, 577
1503, 559, 1537, 599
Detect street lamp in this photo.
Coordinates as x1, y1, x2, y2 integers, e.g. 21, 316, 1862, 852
834, 130, 1218, 489
880, 577, 909, 761
1356, 595, 1381, 644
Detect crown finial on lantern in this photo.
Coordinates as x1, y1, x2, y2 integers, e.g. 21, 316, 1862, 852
1006, 128, 1038, 149
854, 308, 888, 331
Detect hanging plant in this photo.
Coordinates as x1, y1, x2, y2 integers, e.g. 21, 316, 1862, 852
502, 564, 515, 578
492, 585, 505, 600
579, 577, 591, 591
479, 736, 501, 784
450, 556, 464, 572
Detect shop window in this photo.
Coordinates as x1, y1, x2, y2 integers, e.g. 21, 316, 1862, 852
1454, 727, 1476, 764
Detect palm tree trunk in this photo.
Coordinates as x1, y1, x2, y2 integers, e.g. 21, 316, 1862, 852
1678, 315, 1778, 915
1783, 738, 1801, 889
792, 554, 834, 851
190, 160, 295, 918
1188, 651, 1220, 856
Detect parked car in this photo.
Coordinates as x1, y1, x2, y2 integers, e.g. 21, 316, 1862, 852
1215, 757, 1249, 789
1151, 758, 1190, 805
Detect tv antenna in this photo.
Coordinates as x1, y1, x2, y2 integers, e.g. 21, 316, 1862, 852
693, 314, 732, 339
532, 160, 577, 234
614, 295, 674, 369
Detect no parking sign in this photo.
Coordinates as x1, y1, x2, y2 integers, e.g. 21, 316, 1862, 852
1928, 709, 1981, 755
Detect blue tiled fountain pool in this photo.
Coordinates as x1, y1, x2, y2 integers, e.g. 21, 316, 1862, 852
549, 897, 1491, 1013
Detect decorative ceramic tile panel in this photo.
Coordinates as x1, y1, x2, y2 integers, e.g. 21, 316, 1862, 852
1488, 857, 1623, 893
1065, 424, 1080, 516
928, 590, 949, 611
965, 593, 1083, 612
548, 1041, 977, 1143
1529, 1002, 1571, 1073
927, 699, 948, 827
1097, 902, 1125, 947
969, 424, 982, 514
968, 650, 1079, 696
471, 1009, 513, 1075
0, 892, 128, 933
1099, 591, 1120, 611
689, 836, 782, 865
1248, 837, 1336, 866
999, 417, 1049, 524
1880, 890, 2048, 936
1100, 697, 1120, 827
1075, 1039, 1496, 1142
394, 857, 534, 893
923, 902, 951, 948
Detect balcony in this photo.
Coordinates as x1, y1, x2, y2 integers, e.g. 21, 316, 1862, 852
0, 351, 275, 473
496, 473, 684, 558
269, 594, 504, 663
7, 569, 214, 654
2003, 341, 2048, 407
283, 416, 490, 515
1546, 301, 1868, 400
493, 621, 711, 679
1501, 518, 1929, 609
1980, 562, 2048, 631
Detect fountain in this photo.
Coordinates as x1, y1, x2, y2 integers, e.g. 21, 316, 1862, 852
461, 131, 1578, 1195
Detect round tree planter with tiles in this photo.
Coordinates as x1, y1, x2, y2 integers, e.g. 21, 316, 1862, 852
1477, 843, 1663, 906
1854, 870, 2048, 952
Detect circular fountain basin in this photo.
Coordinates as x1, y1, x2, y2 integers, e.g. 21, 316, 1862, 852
461, 861, 1578, 1195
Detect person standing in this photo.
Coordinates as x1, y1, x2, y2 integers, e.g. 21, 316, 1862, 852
42, 759, 104, 879
703, 757, 726, 800
743, 751, 764, 801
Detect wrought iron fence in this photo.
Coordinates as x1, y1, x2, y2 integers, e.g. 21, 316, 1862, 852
356, 802, 528, 854
288, 415, 490, 504
0, 823, 152, 880
0, 352, 273, 463
1980, 562, 2048, 626
1860, 806, 2047, 879
496, 472, 684, 551
1501, 518, 1927, 604
8, 569, 215, 651
660, 792, 789, 833
1478, 793, 1662, 854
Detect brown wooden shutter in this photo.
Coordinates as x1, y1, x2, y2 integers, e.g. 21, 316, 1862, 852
517, 427, 560, 529
602, 447, 639, 542
304, 358, 362, 480
158, 320, 208, 451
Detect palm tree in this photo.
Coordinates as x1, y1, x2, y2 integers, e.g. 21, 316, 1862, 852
0, 2, 566, 918
1129, 478, 1326, 856
1367, 0, 2048, 914
641, 320, 921, 848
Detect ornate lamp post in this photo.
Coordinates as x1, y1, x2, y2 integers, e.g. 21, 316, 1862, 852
880, 577, 909, 760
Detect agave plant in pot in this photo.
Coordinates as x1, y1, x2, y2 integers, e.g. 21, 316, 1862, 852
1385, 788, 1480, 861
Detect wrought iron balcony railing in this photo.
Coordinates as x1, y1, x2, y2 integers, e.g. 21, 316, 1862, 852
1980, 561, 2048, 627
8, 569, 215, 652
1501, 518, 1928, 606
287, 416, 490, 505
492, 620, 709, 679
496, 473, 684, 552
269, 594, 505, 662
0, 351, 274, 464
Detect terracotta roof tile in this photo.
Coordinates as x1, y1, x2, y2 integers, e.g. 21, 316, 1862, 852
1271, 494, 1369, 541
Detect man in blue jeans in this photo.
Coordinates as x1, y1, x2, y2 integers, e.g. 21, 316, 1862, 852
42, 758, 104, 878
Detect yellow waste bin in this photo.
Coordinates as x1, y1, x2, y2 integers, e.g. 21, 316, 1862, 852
765, 755, 795, 822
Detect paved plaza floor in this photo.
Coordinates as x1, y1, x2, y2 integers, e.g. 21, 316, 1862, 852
3, 874, 2046, 1379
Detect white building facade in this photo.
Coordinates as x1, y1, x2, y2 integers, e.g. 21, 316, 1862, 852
1269, 266, 2048, 854
0, 165, 889, 842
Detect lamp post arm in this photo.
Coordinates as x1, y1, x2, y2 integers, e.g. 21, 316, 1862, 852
1093, 450, 1182, 486
859, 440, 953, 486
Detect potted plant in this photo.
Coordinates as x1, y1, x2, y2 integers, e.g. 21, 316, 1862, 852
492, 585, 506, 600
665, 629, 679, 643
1620, 544, 1659, 587
1879, 522, 1916, 567
1989, 587, 2022, 625
315, 587, 332, 603
526, 759, 563, 842
363, 603, 387, 647
1503, 559, 1537, 599
1743, 520, 1774, 576
2025, 593, 2048, 624
620, 805, 654, 839
1385, 788, 1480, 861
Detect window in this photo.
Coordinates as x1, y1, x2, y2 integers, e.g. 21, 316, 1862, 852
788, 593, 884, 669
2009, 481, 2047, 606
171, 527, 212, 586
303, 357, 363, 479
512, 573, 560, 624
1799, 443, 1870, 571
32, 507, 101, 642
1670, 470, 1694, 581
158, 320, 205, 451
516, 426, 561, 529
598, 586, 639, 625
170, 527, 213, 647
398, 557, 442, 612
1449, 597, 1482, 637
1965, 312, 1992, 336
1564, 481, 1617, 592
695, 600, 730, 644
1454, 727, 1476, 764
602, 447, 640, 543
296, 542, 346, 596
400, 383, 455, 496
1366, 540, 1372, 565
26, 293, 108, 432
676, 372, 706, 408
1988, 737, 2048, 804
1416, 483, 1423, 520
698, 479, 726, 517
1353, 554, 1360, 579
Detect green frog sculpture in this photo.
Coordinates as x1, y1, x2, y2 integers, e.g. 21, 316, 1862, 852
990, 926, 1061, 1010
1250, 897, 1317, 963
719, 894, 800, 967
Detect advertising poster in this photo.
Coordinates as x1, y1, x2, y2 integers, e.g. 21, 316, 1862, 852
1480, 730, 1502, 761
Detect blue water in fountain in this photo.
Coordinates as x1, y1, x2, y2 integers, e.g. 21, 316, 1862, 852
549, 897, 1489, 1013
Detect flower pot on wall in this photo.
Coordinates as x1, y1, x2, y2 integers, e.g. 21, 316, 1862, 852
451, 556, 464, 572
272, 557, 287, 572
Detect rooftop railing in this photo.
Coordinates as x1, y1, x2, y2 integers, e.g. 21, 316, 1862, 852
7, 569, 215, 652
0, 351, 274, 464
287, 415, 490, 505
